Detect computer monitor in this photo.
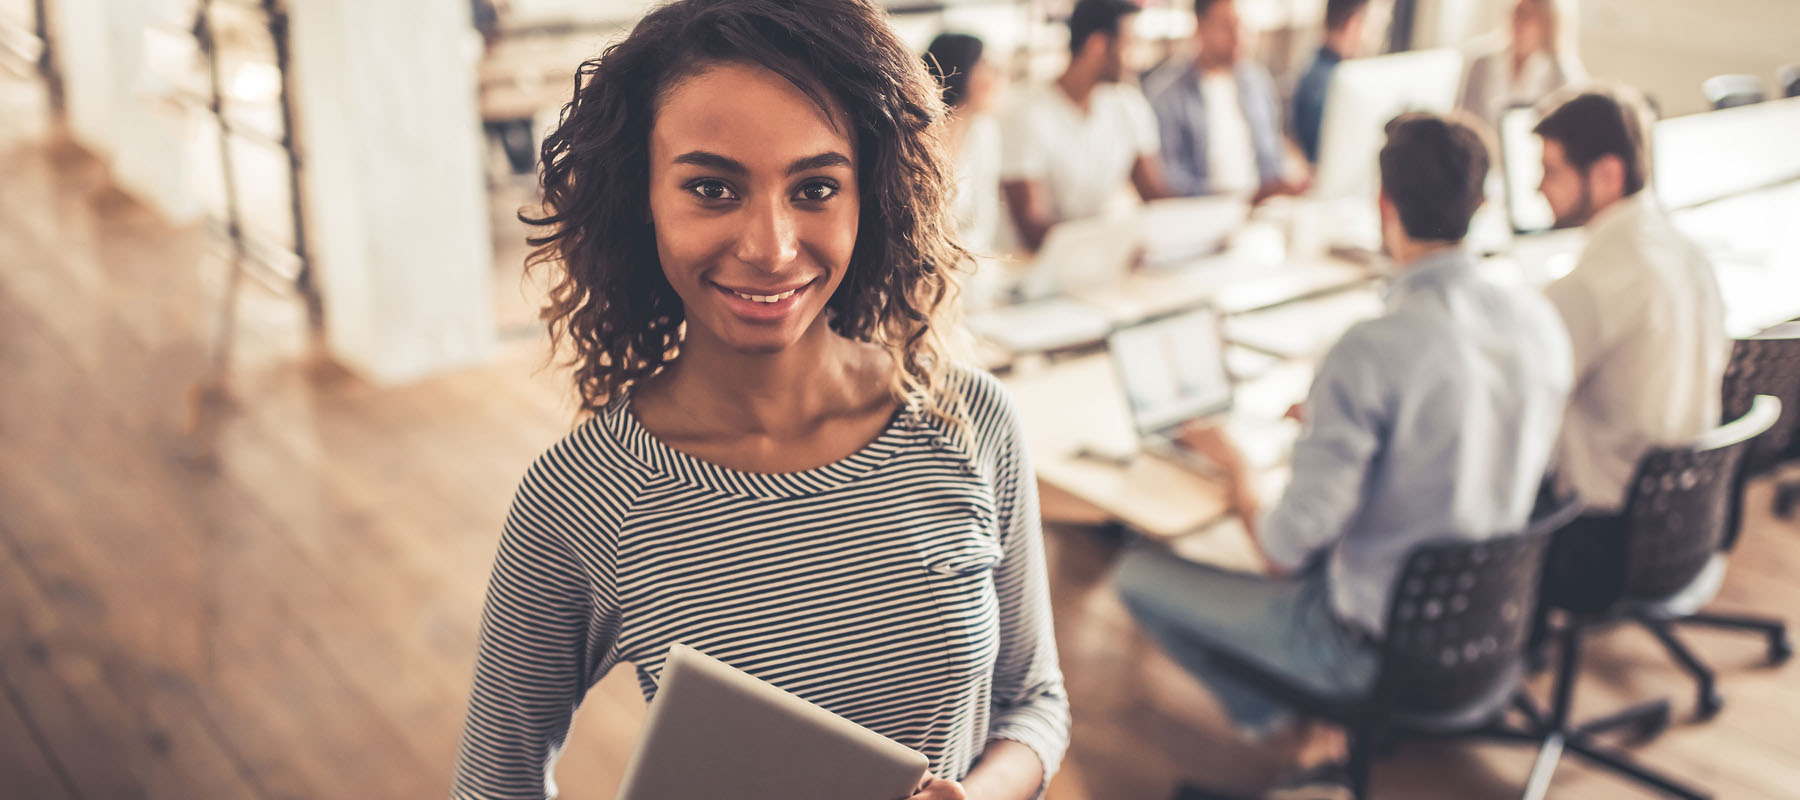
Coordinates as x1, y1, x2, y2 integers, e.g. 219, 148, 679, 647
1498, 104, 1556, 235
1310, 48, 1465, 248
1107, 306, 1232, 437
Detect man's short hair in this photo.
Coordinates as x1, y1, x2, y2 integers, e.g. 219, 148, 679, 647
1069, 0, 1140, 55
1379, 113, 1492, 242
1193, 0, 1229, 19
1324, 0, 1369, 31
1533, 88, 1651, 197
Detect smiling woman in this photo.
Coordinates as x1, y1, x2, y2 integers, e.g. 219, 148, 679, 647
450, 1, 1070, 800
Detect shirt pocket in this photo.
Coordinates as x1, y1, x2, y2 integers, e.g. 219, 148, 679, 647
913, 485, 1004, 577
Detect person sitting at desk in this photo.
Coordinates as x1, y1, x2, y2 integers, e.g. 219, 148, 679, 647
1000, 0, 1175, 252
1143, 0, 1303, 201
1532, 88, 1728, 611
1290, 0, 1371, 165
1458, 0, 1586, 134
926, 32, 1007, 255
1112, 113, 1571, 798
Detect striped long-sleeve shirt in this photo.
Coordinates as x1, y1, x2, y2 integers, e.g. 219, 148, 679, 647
451, 367, 1070, 799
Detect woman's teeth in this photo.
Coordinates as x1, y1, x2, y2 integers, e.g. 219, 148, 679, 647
732, 287, 799, 303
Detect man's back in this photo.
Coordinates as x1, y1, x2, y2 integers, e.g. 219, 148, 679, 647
1259, 249, 1573, 635
1546, 193, 1728, 513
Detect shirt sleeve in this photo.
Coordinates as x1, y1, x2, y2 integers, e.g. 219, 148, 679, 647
1257, 330, 1389, 571
1145, 78, 1205, 197
975, 375, 1071, 797
1120, 85, 1162, 159
997, 97, 1047, 182
451, 455, 621, 800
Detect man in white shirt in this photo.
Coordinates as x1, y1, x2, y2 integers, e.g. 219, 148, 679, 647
1534, 87, 1729, 610
999, 0, 1176, 252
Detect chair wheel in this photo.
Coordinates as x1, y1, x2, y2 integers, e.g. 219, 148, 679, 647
1697, 688, 1725, 720
1772, 630, 1793, 665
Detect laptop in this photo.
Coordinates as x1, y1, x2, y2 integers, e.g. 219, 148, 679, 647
1137, 195, 1250, 267
1015, 213, 1141, 301
1102, 306, 1296, 473
615, 644, 929, 800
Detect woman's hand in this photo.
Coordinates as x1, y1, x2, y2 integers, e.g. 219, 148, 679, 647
907, 777, 968, 799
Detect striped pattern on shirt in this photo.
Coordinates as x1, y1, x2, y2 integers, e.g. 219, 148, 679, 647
451, 366, 1070, 799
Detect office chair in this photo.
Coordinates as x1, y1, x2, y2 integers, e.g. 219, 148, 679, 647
1723, 324, 1800, 527
1545, 396, 1785, 738
1193, 497, 1701, 800
1780, 65, 1800, 99
1702, 74, 1767, 110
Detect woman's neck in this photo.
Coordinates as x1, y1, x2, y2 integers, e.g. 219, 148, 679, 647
650, 320, 890, 438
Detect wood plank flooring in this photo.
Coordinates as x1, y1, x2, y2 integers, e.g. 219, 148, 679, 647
4, 74, 1798, 799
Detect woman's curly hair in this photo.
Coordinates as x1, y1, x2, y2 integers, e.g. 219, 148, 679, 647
525, 0, 968, 420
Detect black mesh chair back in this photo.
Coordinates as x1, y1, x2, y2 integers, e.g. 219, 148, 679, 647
1620, 396, 1782, 600
1375, 497, 1582, 717
1722, 325, 1800, 476
1703, 74, 1767, 110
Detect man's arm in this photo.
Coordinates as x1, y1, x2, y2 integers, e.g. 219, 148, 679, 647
1255, 331, 1387, 571
1002, 179, 1057, 254
1131, 155, 1179, 202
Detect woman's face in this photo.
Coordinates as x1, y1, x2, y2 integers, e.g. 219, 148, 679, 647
647, 62, 861, 355
1511, 0, 1549, 57
962, 57, 1004, 116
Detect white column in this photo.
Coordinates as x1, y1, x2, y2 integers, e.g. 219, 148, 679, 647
286, 0, 495, 383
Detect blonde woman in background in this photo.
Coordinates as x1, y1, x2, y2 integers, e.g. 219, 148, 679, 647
1458, 0, 1588, 130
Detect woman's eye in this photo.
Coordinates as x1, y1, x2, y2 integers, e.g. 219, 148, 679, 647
795, 181, 838, 203
688, 180, 736, 201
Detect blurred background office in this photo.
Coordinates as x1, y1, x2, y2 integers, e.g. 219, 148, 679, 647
2, 0, 1798, 798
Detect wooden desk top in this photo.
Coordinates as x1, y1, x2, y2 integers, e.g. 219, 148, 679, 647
1004, 353, 1311, 542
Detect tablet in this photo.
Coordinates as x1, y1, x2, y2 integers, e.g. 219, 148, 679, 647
615, 644, 931, 800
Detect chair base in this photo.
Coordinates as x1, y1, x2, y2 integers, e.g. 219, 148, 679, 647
1641, 611, 1791, 719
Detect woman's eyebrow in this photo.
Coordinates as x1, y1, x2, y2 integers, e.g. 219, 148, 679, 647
671, 150, 747, 175
785, 152, 851, 175
670, 150, 851, 177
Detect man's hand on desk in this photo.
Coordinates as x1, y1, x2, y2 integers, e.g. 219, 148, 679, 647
1252, 176, 1311, 206
1176, 421, 1263, 533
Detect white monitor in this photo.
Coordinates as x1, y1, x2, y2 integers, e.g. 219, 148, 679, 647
1107, 306, 1233, 436
1498, 104, 1557, 235
1654, 96, 1800, 211
1312, 48, 1466, 207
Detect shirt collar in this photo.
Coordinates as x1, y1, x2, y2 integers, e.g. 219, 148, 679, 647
1315, 45, 1343, 65
1386, 247, 1477, 305
1585, 191, 1656, 246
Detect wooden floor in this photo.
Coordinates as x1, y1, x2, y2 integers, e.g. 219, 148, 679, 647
4, 77, 1799, 800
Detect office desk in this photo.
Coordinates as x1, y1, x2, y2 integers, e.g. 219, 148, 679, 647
1004, 353, 1312, 542
966, 253, 1375, 361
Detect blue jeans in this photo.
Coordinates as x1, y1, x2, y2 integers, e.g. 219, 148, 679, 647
1113, 544, 1380, 738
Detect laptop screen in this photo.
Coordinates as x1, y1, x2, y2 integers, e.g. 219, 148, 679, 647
1107, 307, 1233, 436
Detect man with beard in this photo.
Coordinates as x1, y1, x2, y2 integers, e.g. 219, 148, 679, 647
1000, 0, 1176, 252
1531, 87, 1729, 611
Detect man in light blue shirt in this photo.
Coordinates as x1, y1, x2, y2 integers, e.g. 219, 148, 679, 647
1114, 113, 1571, 797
